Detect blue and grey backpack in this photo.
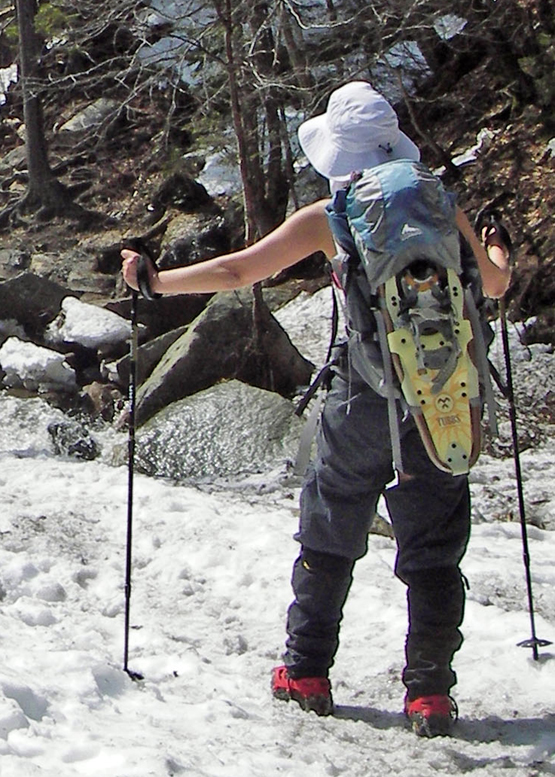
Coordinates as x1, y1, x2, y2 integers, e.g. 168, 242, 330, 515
322, 159, 497, 475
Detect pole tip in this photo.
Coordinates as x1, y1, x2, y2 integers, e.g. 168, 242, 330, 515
124, 668, 145, 682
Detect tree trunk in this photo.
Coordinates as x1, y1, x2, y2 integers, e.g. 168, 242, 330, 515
15, 0, 75, 218
213, 0, 259, 243
279, 5, 312, 91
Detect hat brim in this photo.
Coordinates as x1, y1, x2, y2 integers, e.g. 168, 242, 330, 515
298, 113, 420, 178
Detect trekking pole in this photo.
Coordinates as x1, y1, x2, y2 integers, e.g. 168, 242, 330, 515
123, 288, 144, 681
123, 246, 159, 681
498, 298, 552, 660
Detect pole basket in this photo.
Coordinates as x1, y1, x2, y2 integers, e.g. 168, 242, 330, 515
518, 637, 553, 650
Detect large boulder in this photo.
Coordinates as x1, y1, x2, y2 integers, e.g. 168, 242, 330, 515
147, 172, 214, 222
159, 213, 231, 266
57, 98, 121, 133
132, 379, 304, 481
107, 293, 210, 341
29, 248, 111, 295
114, 324, 188, 387
0, 273, 77, 339
135, 288, 314, 425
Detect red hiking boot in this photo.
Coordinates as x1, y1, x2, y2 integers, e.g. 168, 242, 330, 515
272, 666, 333, 716
405, 694, 458, 737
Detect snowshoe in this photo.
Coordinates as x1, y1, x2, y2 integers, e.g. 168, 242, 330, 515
380, 262, 482, 476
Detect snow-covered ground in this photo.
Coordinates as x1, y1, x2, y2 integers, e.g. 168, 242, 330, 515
0, 433, 553, 776
0, 288, 553, 775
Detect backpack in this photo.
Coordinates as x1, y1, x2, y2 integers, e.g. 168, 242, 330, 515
322, 159, 497, 476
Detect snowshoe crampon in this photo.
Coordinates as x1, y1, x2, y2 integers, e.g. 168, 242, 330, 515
381, 263, 482, 476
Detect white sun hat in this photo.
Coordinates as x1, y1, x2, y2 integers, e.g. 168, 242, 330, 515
298, 81, 420, 182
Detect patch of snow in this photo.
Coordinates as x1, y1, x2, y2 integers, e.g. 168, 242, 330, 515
0, 338, 76, 392
0, 65, 18, 106
45, 297, 131, 350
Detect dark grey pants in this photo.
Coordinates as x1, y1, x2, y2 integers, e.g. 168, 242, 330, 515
284, 372, 470, 698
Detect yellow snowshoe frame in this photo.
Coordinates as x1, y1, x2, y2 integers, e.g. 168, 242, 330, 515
382, 268, 482, 476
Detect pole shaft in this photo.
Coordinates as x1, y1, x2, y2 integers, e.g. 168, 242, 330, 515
124, 292, 139, 672
499, 300, 539, 660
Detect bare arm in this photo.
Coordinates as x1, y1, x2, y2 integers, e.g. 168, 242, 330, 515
456, 207, 511, 299
122, 200, 335, 295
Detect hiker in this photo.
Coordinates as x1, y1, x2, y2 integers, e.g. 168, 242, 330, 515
121, 81, 511, 736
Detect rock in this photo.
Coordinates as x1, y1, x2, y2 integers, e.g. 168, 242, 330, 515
196, 150, 243, 197
131, 379, 304, 481
106, 293, 210, 341
57, 98, 121, 133
81, 381, 125, 422
80, 230, 128, 275
114, 324, 189, 387
0, 273, 77, 339
273, 286, 340, 367
0, 319, 27, 347
370, 513, 395, 539
47, 419, 100, 460
28, 248, 113, 296
135, 288, 314, 425
148, 172, 214, 217
521, 312, 555, 348
0, 338, 77, 393
0, 248, 31, 280
159, 213, 231, 266
0, 146, 26, 175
